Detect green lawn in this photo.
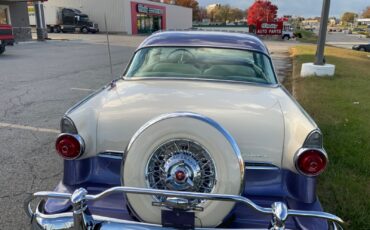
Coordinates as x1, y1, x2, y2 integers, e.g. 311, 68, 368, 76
287, 45, 370, 229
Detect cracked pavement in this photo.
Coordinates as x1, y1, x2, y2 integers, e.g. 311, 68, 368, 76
0, 34, 292, 229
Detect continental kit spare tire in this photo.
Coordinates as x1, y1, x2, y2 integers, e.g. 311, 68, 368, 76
122, 112, 245, 227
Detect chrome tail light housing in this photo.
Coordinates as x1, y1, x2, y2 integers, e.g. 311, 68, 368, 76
295, 130, 328, 177
55, 133, 85, 160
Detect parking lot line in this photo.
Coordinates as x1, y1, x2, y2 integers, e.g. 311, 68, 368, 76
71, 87, 95, 92
0, 122, 59, 134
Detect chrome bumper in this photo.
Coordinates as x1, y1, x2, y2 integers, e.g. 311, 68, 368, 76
25, 186, 344, 230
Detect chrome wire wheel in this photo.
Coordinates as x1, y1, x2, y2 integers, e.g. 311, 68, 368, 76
146, 139, 216, 204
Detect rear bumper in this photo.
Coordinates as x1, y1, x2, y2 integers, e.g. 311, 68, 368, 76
33, 201, 344, 230
26, 186, 344, 230
30, 201, 285, 230
0, 38, 14, 46
39, 156, 338, 229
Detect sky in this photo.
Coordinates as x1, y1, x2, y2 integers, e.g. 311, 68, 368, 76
198, 0, 369, 18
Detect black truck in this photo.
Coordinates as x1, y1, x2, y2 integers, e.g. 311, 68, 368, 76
29, 6, 99, 34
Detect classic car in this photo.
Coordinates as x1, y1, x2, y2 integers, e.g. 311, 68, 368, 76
25, 31, 344, 229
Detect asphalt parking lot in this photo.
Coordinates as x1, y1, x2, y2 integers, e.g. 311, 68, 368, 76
0, 33, 294, 229
326, 31, 370, 49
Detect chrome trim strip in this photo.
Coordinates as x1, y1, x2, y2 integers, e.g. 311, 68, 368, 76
135, 44, 268, 55
65, 85, 107, 116
245, 162, 280, 170
56, 133, 85, 160
27, 186, 345, 228
124, 112, 245, 194
123, 76, 280, 88
280, 86, 318, 128
98, 151, 125, 160
245, 166, 279, 170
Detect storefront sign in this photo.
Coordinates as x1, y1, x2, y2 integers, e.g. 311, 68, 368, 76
137, 4, 163, 15
256, 21, 283, 35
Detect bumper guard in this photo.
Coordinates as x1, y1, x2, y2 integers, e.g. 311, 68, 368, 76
25, 186, 344, 230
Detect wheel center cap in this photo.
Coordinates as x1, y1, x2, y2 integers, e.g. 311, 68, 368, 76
175, 170, 186, 181
163, 152, 201, 191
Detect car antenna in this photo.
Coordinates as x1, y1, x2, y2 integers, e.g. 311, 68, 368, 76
104, 13, 114, 81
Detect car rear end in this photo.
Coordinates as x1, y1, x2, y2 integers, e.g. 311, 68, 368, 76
0, 24, 14, 54
25, 31, 344, 230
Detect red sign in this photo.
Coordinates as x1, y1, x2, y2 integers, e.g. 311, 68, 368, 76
256, 21, 283, 35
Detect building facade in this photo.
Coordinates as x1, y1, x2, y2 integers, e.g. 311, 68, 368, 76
357, 18, 370, 26
40, 0, 192, 34
0, 0, 31, 41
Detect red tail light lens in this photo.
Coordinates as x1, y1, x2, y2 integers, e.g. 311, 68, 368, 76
55, 134, 84, 160
296, 149, 327, 176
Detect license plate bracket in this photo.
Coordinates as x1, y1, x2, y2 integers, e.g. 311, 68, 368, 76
161, 209, 195, 229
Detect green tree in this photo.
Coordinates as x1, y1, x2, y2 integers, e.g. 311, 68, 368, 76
341, 12, 358, 25
211, 5, 245, 23
215, 4, 231, 23
229, 8, 245, 22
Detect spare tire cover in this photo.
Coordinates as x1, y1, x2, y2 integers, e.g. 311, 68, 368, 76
123, 112, 244, 227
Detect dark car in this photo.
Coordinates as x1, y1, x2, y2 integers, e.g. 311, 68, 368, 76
352, 43, 370, 52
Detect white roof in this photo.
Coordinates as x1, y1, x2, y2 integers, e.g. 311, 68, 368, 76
357, 18, 370, 22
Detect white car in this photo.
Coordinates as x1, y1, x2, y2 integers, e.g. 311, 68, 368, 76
26, 31, 343, 230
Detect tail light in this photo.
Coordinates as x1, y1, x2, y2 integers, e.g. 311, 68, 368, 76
295, 149, 327, 176
55, 134, 85, 160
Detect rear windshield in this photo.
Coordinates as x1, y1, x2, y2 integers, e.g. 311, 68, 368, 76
125, 47, 277, 85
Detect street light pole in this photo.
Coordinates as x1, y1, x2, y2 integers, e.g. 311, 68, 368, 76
314, 0, 331, 65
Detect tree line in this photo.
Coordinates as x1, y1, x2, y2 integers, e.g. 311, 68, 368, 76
164, 0, 369, 27
163, 0, 280, 25
341, 6, 370, 25
161, 0, 245, 23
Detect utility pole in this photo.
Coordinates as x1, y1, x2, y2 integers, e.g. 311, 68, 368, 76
314, 0, 330, 65
301, 0, 335, 77
34, 1, 47, 41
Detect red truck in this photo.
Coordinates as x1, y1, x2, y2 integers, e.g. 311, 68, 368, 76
0, 24, 15, 55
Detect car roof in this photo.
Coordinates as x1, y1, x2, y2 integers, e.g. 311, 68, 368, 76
137, 31, 269, 54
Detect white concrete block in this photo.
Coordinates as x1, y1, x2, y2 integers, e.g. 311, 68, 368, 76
300, 62, 336, 77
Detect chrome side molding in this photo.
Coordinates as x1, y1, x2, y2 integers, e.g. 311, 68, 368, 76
26, 186, 344, 230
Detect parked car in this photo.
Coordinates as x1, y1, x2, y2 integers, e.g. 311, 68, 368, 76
353, 28, 366, 33
352, 43, 370, 52
25, 31, 344, 229
0, 24, 14, 55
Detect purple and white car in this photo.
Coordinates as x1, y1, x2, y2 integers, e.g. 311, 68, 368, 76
26, 31, 344, 229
